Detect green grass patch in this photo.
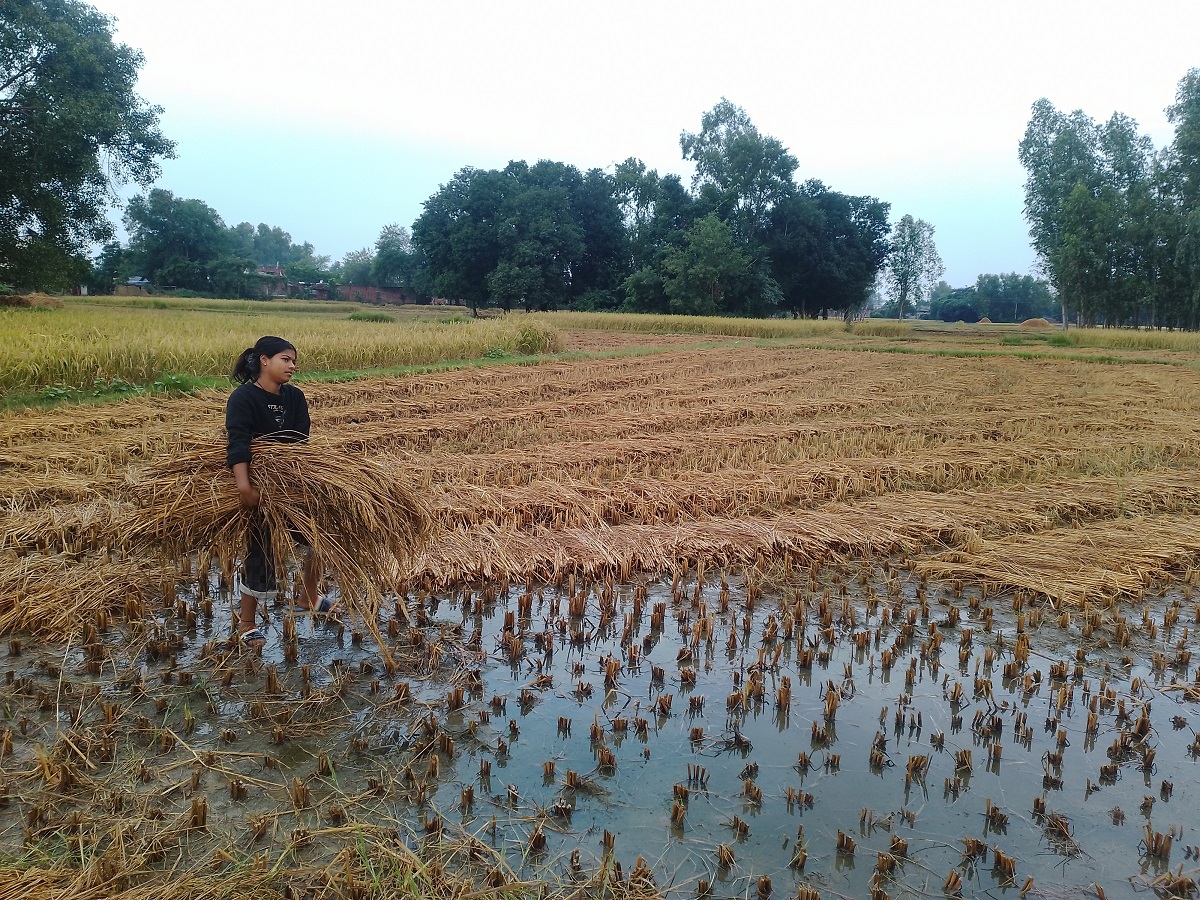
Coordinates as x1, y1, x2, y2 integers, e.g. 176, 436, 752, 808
349, 310, 396, 323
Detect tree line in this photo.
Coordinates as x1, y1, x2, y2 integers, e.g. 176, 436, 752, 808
11, 0, 1105, 324
0, 1, 923, 317
412, 100, 903, 319
87, 188, 425, 299
1020, 68, 1200, 329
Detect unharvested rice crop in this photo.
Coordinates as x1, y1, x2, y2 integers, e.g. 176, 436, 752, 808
543, 309, 847, 339
0, 303, 561, 392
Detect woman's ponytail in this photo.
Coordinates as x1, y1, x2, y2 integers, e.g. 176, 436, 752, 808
231, 346, 260, 384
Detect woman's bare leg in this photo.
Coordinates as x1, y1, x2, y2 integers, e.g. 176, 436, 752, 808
299, 552, 320, 608
297, 552, 339, 614
238, 592, 264, 646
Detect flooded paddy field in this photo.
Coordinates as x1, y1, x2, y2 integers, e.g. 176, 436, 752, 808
6, 344, 1200, 897
2, 560, 1197, 899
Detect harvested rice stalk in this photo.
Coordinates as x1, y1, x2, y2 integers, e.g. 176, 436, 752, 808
914, 514, 1200, 608
0, 552, 171, 637
121, 439, 433, 621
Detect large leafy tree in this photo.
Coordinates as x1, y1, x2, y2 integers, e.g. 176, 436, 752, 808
884, 215, 944, 320
1167, 69, 1200, 209
661, 215, 753, 316
124, 188, 230, 289
619, 171, 698, 313
1019, 100, 1159, 326
767, 181, 890, 319
0, 0, 174, 289
413, 160, 620, 313
412, 167, 505, 314
335, 248, 375, 287
680, 98, 798, 239
1164, 69, 1200, 328
567, 167, 626, 309
971, 273, 1057, 322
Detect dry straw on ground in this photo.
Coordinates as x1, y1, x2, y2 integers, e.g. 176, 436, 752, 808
4, 343, 1200, 899
3, 347, 1200, 633
913, 513, 1200, 606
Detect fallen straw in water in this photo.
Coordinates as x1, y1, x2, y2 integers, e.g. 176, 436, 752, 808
120, 438, 433, 621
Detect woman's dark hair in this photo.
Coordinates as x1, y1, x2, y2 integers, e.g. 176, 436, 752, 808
231, 336, 297, 384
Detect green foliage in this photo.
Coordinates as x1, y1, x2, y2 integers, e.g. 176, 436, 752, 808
884, 215, 944, 320
680, 98, 798, 238
413, 160, 621, 314
1046, 332, 1074, 347
87, 241, 130, 295
0, 0, 174, 290
661, 215, 755, 316
152, 372, 205, 394
124, 189, 230, 290
39, 384, 81, 401
335, 248, 375, 287
371, 223, 430, 299
935, 295, 981, 323
570, 288, 621, 312
206, 255, 258, 298
412, 102, 887, 324
349, 310, 395, 323
971, 273, 1058, 322
1019, 78, 1200, 329
767, 181, 891, 319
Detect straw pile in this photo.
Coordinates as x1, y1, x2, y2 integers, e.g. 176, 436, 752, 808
0, 551, 172, 635
913, 514, 1200, 606
120, 438, 433, 619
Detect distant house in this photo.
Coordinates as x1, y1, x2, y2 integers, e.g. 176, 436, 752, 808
256, 264, 290, 298
335, 284, 412, 304
116, 276, 152, 296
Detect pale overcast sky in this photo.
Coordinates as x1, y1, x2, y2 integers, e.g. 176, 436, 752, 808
93, 0, 1199, 287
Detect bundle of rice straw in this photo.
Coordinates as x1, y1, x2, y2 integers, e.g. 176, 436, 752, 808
121, 439, 433, 620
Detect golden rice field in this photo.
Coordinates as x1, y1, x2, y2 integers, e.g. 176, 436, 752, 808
3, 311, 1200, 899
0, 298, 560, 393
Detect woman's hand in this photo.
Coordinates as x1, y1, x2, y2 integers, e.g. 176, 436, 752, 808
233, 462, 259, 508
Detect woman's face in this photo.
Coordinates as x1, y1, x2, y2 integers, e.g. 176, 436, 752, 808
259, 349, 298, 385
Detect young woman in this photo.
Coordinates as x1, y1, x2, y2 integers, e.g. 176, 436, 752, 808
226, 336, 337, 648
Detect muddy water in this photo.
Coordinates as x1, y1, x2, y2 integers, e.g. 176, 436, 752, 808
1, 566, 1197, 898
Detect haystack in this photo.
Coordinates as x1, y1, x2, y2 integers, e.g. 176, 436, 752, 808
1020, 317, 1051, 328
0, 293, 64, 308
977, 316, 992, 324
121, 439, 433, 620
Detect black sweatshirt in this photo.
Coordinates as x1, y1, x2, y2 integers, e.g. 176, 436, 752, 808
225, 381, 310, 468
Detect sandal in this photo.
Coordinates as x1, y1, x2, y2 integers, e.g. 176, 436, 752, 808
237, 628, 267, 649
297, 595, 340, 617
